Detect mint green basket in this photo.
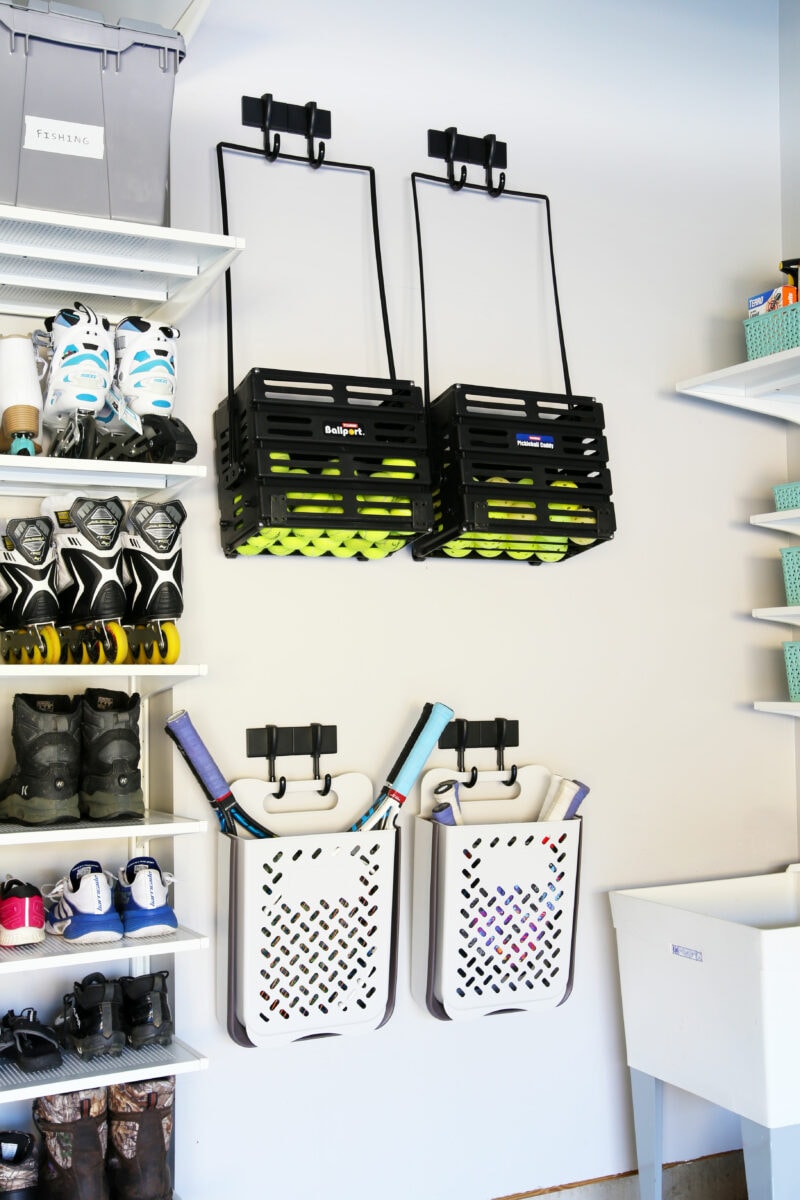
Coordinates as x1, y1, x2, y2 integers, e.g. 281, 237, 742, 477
773, 482, 800, 510
780, 547, 800, 605
745, 304, 800, 360
784, 642, 800, 701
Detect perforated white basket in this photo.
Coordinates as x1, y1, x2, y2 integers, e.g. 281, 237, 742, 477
412, 816, 581, 1020
219, 829, 398, 1047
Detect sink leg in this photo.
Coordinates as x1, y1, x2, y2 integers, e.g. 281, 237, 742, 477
741, 1117, 800, 1200
630, 1069, 663, 1200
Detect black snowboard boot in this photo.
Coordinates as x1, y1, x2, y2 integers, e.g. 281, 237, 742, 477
119, 972, 173, 1050
33, 1088, 109, 1200
0, 694, 80, 824
0, 1129, 38, 1199
54, 973, 125, 1060
79, 689, 143, 820
107, 1077, 174, 1200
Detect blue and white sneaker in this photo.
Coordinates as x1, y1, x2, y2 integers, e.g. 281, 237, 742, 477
114, 856, 177, 939
45, 860, 123, 944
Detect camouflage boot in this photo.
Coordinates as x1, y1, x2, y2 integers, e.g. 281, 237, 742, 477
33, 1087, 108, 1200
107, 1077, 174, 1200
0, 1130, 38, 1198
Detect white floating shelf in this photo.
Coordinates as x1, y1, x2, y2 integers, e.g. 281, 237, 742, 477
754, 701, 800, 716
0, 926, 208, 976
0, 810, 206, 847
677, 350, 800, 422
0, 664, 207, 698
0, 455, 206, 500
750, 508, 800, 534
0, 1039, 206, 1105
752, 606, 800, 627
0, 204, 243, 325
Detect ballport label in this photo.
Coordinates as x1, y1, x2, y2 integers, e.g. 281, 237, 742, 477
324, 422, 365, 437
516, 432, 555, 450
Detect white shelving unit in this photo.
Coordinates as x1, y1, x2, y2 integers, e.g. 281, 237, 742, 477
0, 204, 243, 325
0, 208, 228, 1110
678, 355, 800, 716
0, 664, 210, 1102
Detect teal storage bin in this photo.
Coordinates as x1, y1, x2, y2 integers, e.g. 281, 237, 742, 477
784, 642, 800, 701
745, 304, 800, 360
781, 547, 800, 605
773, 482, 800, 511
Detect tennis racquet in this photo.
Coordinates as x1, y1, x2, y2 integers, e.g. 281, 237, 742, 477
349, 701, 454, 831
165, 709, 276, 838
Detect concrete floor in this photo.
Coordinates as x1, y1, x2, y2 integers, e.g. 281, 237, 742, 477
498, 1151, 748, 1199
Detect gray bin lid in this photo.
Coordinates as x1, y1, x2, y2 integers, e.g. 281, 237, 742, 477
0, 0, 185, 53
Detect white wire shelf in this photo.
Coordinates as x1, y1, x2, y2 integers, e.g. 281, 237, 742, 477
0, 204, 243, 324
0, 926, 208, 976
0, 1038, 206, 1104
0, 811, 206, 847
0, 455, 206, 500
0, 664, 207, 698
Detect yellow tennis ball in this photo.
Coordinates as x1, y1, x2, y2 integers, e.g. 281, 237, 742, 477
443, 540, 472, 557
549, 478, 596, 546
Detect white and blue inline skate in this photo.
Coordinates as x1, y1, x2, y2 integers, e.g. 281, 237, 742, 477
95, 316, 196, 463
35, 302, 114, 456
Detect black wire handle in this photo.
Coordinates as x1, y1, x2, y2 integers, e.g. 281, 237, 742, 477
216, 125, 397, 478
410, 167, 572, 409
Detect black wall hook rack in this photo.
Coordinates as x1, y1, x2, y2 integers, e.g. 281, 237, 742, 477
241, 93, 332, 167
427, 126, 507, 196
438, 717, 519, 785
246, 723, 338, 798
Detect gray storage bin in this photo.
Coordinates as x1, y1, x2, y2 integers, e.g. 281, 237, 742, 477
0, 0, 185, 225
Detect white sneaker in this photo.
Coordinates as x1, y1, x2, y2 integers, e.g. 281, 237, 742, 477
45, 860, 123, 943
113, 856, 177, 938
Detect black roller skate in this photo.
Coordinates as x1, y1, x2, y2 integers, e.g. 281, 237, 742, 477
122, 499, 185, 664
40, 494, 129, 665
0, 517, 61, 664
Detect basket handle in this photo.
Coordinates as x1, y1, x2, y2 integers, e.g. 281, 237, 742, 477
411, 168, 572, 407
216, 131, 397, 483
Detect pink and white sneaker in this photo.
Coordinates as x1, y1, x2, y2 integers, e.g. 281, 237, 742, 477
0, 879, 45, 946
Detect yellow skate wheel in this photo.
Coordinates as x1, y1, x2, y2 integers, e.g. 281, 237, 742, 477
87, 621, 128, 665
158, 622, 180, 665
40, 625, 61, 665
23, 625, 62, 665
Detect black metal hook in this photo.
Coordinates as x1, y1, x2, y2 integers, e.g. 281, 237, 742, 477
445, 126, 467, 191
462, 766, 479, 788
310, 723, 333, 795
305, 102, 326, 168
260, 93, 281, 161
483, 134, 505, 197
494, 717, 517, 785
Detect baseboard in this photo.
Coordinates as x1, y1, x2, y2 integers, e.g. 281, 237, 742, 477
496, 1149, 747, 1199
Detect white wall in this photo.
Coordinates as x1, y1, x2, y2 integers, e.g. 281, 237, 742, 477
165, 2, 794, 1196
